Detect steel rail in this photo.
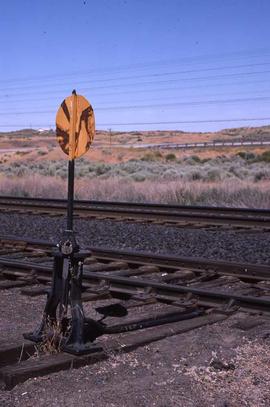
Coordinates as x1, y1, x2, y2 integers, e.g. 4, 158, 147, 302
0, 195, 269, 215
89, 247, 270, 281
0, 253, 270, 313
0, 235, 270, 281
86, 270, 270, 311
1, 235, 270, 313
0, 196, 269, 226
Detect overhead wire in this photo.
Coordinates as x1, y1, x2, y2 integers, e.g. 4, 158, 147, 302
1, 117, 270, 129
1, 87, 270, 107
1, 95, 269, 116
1, 69, 270, 100
0, 77, 269, 104
1, 61, 270, 93
1, 47, 270, 85
1, 50, 269, 131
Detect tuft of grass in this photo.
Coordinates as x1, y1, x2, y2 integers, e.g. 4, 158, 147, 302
39, 319, 67, 355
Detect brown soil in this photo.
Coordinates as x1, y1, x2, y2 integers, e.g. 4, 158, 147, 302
1, 286, 270, 406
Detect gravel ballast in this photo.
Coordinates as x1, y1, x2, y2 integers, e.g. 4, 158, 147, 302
0, 212, 269, 264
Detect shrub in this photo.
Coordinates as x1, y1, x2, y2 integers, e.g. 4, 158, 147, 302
141, 151, 163, 162
38, 150, 47, 156
236, 151, 256, 161
200, 157, 211, 163
207, 169, 222, 181
165, 153, 176, 161
254, 170, 270, 182
133, 174, 146, 182
258, 151, 270, 163
95, 164, 110, 176
183, 157, 198, 165
189, 171, 202, 181
190, 155, 201, 163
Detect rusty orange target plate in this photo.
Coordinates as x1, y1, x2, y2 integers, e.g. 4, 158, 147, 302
56, 94, 95, 159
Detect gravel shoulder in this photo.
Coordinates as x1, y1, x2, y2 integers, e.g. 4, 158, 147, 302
0, 213, 269, 264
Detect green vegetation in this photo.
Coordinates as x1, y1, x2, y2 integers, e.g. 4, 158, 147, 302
165, 153, 176, 161
257, 150, 270, 163
236, 151, 256, 161
189, 155, 201, 163
235, 150, 270, 163
37, 150, 47, 156
140, 151, 163, 161
0, 152, 269, 183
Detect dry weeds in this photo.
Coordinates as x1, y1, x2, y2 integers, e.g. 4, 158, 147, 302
0, 174, 270, 208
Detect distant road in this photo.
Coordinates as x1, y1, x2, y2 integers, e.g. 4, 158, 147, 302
0, 147, 34, 154
124, 140, 270, 149
98, 140, 270, 149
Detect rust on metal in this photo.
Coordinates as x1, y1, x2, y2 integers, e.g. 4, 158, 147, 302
56, 93, 95, 159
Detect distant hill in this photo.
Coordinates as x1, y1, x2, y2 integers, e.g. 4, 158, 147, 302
1, 125, 270, 143
0, 129, 55, 138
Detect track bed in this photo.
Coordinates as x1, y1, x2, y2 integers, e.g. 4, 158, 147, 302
1, 286, 270, 407
1, 237, 270, 405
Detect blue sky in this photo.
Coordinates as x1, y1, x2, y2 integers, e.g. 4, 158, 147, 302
0, 0, 270, 132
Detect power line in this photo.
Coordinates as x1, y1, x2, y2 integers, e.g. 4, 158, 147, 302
1, 69, 270, 98
0, 96, 269, 116
97, 96, 270, 111
97, 117, 270, 126
0, 117, 270, 129
0, 77, 269, 104
1, 87, 269, 107
2, 61, 270, 92
0, 124, 54, 128
1, 47, 269, 85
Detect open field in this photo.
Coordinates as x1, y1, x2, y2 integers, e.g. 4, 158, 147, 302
1, 125, 270, 163
0, 177, 270, 208
0, 126, 270, 207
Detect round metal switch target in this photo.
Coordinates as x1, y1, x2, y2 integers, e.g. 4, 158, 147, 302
56, 94, 95, 159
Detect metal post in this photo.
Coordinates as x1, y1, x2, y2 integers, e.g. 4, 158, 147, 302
24, 90, 99, 355
67, 89, 77, 231
67, 159, 75, 230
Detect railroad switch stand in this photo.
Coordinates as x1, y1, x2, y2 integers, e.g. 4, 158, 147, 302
24, 230, 102, 355
24, 90, 100, 354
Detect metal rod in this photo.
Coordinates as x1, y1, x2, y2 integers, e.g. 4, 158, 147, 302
67, 89, 77, 231
70, 90, 77, 160
67, 159, 75, 230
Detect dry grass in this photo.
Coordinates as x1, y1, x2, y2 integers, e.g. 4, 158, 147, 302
184, 340, 270, 406
38, 320, 66, 355
0, 174, 270, 208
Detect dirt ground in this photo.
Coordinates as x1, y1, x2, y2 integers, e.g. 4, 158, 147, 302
1, 287, 270, 407
0, 128, 269, 165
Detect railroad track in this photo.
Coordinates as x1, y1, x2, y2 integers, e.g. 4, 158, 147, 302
1, 235, 270, 389
0, 195, 270, 228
